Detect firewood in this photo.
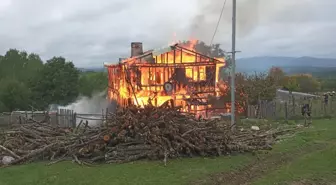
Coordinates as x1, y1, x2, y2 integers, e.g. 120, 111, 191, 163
0, 105, 295, 167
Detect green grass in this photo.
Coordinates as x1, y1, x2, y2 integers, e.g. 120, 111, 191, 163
254, 147, 336, 185
0, 154, 251, 185
252, 119, 336, 185
0, 119, 335, 185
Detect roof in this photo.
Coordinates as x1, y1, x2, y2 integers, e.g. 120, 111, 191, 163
276, 89, 319, 97
104, 43, 223, 67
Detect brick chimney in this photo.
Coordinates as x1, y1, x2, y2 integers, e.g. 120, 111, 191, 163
131, 42, 143, 57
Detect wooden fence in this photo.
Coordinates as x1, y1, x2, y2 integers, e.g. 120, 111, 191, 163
2, 98, 336, 126
56, 109, 76, 127
247, 97, 336, 120
0, 109, 107, 128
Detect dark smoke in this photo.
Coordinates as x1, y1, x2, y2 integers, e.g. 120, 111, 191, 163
190, 0, 300, 42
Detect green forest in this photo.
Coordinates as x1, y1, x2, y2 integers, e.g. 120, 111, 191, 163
0, 49, 107, 112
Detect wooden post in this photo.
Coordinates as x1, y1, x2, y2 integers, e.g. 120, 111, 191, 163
64, 109, 66, 127
259, 101, 263, 119
72, 111, 75, 128
330, 98, 333, 114
284, 102, 288, 121
102, 109, 104, 122
68, 110, 73, 127
273, 101, 277, 120
75, 112, 78, 128
70, 110, 72, 127
309, 98, 313, 124
257, 96, 261, 119
262, 101, 266, 119
56, 111, 59, 126
311, 99, 314, 117
9, 112, 12, 125
59, 109, 62, 127
59, 109, 61, 126
292, 96, 296, 116
67, 109, 71, 127
61, 109, 65, 127
25, 111, 28, 124
105, 108, 108, 121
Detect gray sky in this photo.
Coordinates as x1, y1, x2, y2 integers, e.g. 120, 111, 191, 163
0, 0, 335, 67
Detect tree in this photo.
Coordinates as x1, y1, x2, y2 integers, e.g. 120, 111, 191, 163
0, 49, 44, 112
0, 78, 32, 112
282, 74, 321, 93
0, 49, 43, 83
283, 76, 300, 92
243, 72, 277, 105
282, 75, 300, 113
0, 101, 7, 113
292, 74, 321, 93
320, 78, 336, 91
215, 72, 277, 115
30, 57, 80, 109
195, 41, 225, 57
268, 66, 285, 87
78, 71, 108, 97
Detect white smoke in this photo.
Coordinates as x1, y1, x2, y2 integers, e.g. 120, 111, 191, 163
61, 91, 108, 114
59, 91, 110, 127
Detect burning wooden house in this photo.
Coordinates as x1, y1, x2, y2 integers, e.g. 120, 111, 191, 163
104, 41, 228, 118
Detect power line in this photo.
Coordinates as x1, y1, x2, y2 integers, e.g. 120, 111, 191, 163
210, 0, 227, 46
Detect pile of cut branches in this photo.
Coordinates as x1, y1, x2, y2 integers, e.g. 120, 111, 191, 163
0, 106, 293, 166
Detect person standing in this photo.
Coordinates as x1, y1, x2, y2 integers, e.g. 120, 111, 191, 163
301, 97, 312, 126
323, 93, 329, 105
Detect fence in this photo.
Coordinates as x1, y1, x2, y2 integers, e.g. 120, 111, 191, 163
0, 109, 108, 128
2, 98, 335, 126
56, 109, 76, 127
247, 97, 336, 120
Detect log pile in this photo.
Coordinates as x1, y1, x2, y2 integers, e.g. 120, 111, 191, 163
0, 106, 292, 166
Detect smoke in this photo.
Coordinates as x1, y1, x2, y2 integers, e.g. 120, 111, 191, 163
61, 91, 108, 114
59, 91, 112, 127
190, 0, 301, 42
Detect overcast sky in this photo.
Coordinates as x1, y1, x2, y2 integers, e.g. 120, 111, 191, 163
0, 0, 335, 67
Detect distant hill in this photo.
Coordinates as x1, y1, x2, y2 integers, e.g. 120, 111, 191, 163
81, 56, 336, 77
236, 56, 336, 75
236, 56, 294, 73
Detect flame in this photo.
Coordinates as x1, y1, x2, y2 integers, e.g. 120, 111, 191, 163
107, 39, 240, 118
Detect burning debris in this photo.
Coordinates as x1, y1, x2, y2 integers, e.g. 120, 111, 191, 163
0, 106, 294, 166
104, 40, 231, 118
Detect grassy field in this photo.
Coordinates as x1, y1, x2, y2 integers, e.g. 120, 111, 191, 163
0, 119, 335, 185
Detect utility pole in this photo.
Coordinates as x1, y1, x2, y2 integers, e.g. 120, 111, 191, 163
230, 0, 237, 131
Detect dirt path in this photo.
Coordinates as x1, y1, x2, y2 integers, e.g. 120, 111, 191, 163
193, 143, 329, 185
